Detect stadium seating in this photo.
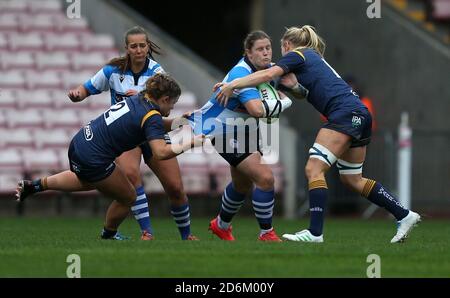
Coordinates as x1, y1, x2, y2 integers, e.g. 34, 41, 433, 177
0, 0, 284, 197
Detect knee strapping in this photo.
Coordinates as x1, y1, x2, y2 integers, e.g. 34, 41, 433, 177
308, 143, 337, 167
337, 159, 364, 175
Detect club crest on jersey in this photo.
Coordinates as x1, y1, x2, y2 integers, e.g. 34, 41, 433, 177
352, 115, 362, 128
119, 74, 125, 83
84, 124, 93, 141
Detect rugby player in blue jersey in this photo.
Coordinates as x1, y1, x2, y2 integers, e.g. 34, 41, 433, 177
188, 31, 305, 241
16, 74, 203, 241
215, 25, 421, 243
68, 27, 193, 240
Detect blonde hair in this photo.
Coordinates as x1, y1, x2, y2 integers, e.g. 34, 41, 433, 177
281, 25, 325, 57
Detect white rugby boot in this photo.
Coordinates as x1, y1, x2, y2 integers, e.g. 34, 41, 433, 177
390, 211, 421, 243
282, 229, 324, 243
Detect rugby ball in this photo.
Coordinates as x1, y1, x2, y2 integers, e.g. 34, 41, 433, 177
257, 82, 280, 123
257, 82, 280, 102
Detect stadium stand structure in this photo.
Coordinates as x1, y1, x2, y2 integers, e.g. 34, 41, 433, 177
387, 0, 450, 44
0, 0, 284, 199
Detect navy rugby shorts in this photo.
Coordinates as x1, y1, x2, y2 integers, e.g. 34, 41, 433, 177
68, 139, 116, 183
212, 125, 262, 167
323, 105, 372, 148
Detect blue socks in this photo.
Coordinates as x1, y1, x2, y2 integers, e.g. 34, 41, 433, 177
308, 180, 328, 236
218, 183, 246, 228
131, 186, 153, 234
31, 178, 47, 193
363, 179, 409, 220
252, 188, 275, 231
170, 204, 191, 240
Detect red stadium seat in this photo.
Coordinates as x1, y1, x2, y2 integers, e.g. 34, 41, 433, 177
0, 51, 35, 70
0, 13, 19, 32
22, 148, 60, 172
61, 70, 96, 90
33, 128, 70, 149
71, 52, 107, 71
35, 52, 70, 70
52, 89, 91, 110
16, 89, 54, 109
0, 128, 33, 149
0, 89, 17, 109
80, 34, 116, 52
43, 109, 80, 129
0, 70, 26, 89
9, 32, 44, 51
56, 15, 90, 33
25, 69, 62, 89
5, 109, 44, 128
28, 0, 62, 14
18, 13, 56, 32
0, 111, 6, 128
44, 32, 80, 51
0, 33, 8, 50
0, 0, 28, 13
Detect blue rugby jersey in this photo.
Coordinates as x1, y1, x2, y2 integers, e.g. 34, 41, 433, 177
189, 57, 265, 136
276, 48, 364, 117
71, 94, 166, 164
83, 57, 165, 105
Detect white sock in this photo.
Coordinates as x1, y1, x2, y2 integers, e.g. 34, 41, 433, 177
260, 227, 273, 236
217, 216, 230, 230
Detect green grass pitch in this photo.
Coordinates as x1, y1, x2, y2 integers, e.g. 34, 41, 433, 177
0, 217, 449, 277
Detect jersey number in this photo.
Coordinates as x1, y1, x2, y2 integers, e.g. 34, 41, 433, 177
104, 101, 130, 126
322, 58, 342, 79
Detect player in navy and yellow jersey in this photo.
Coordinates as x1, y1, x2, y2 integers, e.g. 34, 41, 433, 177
67, 26, 193, 241
16, 74, 203, 241
215, 26, 421, 243
188, 31, 304, 242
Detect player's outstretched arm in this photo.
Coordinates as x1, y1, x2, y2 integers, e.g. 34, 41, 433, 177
149, 134, 205, 160
161, 112, 194, 132
68, 85, 90, 102
214, 66, 285, 106
278, 73, 309, 100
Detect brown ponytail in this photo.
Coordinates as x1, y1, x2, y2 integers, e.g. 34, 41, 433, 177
107, 26, 162, 73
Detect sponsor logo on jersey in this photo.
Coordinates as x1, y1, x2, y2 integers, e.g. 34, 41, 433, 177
84, 124, 93, 141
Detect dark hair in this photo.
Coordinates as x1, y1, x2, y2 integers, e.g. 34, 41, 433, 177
143, 73, 181, 101
243, 30, 271, 54
107, 26, 161, 73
